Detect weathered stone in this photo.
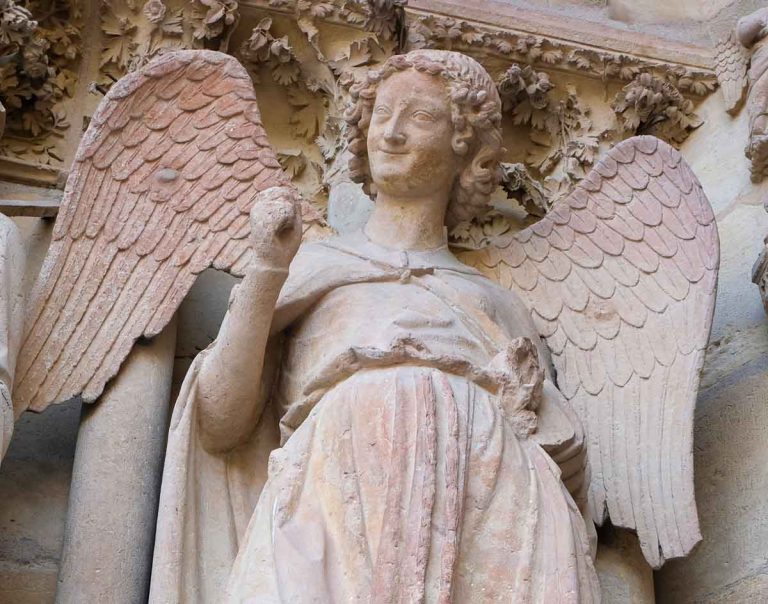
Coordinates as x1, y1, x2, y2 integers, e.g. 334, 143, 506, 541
327, 180, 373, 234
596, 528, 655, 604
0, 214, 25, 461
13, 50, 291, 417
654, 45, 768, 602
146, 48, 717, 601
0, 2, 754, 602
55, 321, 176, 604
0, 400, 80, 604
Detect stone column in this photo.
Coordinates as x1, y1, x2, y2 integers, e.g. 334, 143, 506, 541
55, 318, 177, 604
596, 527, 655, 603
328, 180, 373, 234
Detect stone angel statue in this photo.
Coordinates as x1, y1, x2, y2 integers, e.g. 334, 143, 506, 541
13, 48, 718, 602
150, 49, 716, 602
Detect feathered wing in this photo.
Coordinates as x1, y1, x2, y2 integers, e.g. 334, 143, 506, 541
460, 136, 719, 568
15, 50, 292, 412
714, 29, 749, 114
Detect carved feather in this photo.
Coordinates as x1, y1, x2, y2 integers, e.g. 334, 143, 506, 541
15, 50, 291, 412
460, 136, 719, 568
714, 29, 749, 114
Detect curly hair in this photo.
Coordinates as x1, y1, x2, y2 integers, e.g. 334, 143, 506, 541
345, 50, 504, 227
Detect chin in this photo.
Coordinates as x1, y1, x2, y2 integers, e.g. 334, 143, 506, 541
373, 181, 412, 199
371, 168, 408, 192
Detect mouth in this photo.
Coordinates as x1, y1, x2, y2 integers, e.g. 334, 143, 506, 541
377, 148, 408, 156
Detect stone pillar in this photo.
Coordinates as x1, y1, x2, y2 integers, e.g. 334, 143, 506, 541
596, 527, 655, 603
328, 180, 373, 234
55, 318, 177, 604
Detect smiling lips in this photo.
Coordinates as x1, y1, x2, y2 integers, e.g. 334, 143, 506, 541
377, 148, 408, 155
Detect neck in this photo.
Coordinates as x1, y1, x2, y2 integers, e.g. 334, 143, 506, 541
364, 191, 448, 251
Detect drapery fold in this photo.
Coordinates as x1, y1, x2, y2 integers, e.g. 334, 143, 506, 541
149, 235, 599, 603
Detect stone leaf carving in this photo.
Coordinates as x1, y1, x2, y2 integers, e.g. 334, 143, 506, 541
490, 62, 701, 232
0, 0, 81, 164
612, 73, 703, 146
499, 64, 583, 183
493, 63, 599, 214
275, 0, 405, 43
100, 0, 239, 84
239, 16, 301, 86
459, 135, 720, 568
407, 13, 717, 97
13, 49, 293, 412
499, 162, 550, 218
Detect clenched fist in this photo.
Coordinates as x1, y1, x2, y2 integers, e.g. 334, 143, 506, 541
249, 186, 303, 271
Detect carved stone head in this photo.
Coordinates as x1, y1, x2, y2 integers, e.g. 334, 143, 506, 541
346, 49, 504, 227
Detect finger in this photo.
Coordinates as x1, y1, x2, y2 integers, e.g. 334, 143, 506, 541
289, 198, 302, 231
274, 201, 298, 235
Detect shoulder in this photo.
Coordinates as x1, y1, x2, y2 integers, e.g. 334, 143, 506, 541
436, 267, 554, 374
440, 267, 526, 314
273, 234, 395, 332
285, 233, 382, 283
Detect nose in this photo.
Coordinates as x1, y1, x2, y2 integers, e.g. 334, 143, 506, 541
383, 116, 406, 145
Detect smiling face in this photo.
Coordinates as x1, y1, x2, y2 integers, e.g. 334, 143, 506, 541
366, 69, 460, 201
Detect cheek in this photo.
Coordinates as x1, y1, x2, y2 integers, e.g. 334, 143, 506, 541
413, 126, 457, 167
366, 126, 377, 156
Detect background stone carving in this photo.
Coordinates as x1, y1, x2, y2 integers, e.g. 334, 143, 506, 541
0, 0, 716, 224
0, 0, 80, 165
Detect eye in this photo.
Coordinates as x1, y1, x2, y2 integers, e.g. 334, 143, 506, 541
373, 104, 391, 116
412, 110, 435, 122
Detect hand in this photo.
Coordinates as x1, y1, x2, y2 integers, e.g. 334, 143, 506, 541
249, 186, 303, 271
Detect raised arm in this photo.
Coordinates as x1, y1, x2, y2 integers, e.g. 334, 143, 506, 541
196, 187, 302, 453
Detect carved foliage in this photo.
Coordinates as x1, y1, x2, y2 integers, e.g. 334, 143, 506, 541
236, 10, 398, 215
264, 0, 404, 43
498, 162, 549, 218
454, 62, 703, 250
492, 64, 598, 219
240, 16, 300, 86
612, 72, 702, 147
0, 0, 80, 163
408, 14, 717, 96
100, 0, 238, 83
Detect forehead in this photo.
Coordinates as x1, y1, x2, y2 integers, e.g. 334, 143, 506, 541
374, 69, 450, 109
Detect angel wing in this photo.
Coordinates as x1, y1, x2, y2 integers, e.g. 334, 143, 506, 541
460, 136, 719, 568
714, 29, 749, 114
14, 49, 294, 412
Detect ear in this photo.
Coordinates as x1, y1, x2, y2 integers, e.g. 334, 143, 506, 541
451, 123, 473, 158
459, 144, 500, 195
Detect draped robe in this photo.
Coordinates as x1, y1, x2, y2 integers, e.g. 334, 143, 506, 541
149, 232, 600, 603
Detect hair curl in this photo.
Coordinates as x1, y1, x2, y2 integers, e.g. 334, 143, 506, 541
345, 50, 504, 228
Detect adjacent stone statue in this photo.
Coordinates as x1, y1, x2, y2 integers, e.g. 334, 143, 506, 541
713, 7, 768, 181
12, 49, 719, 602
0, 105, 27, 465
0, 214, 25, 463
